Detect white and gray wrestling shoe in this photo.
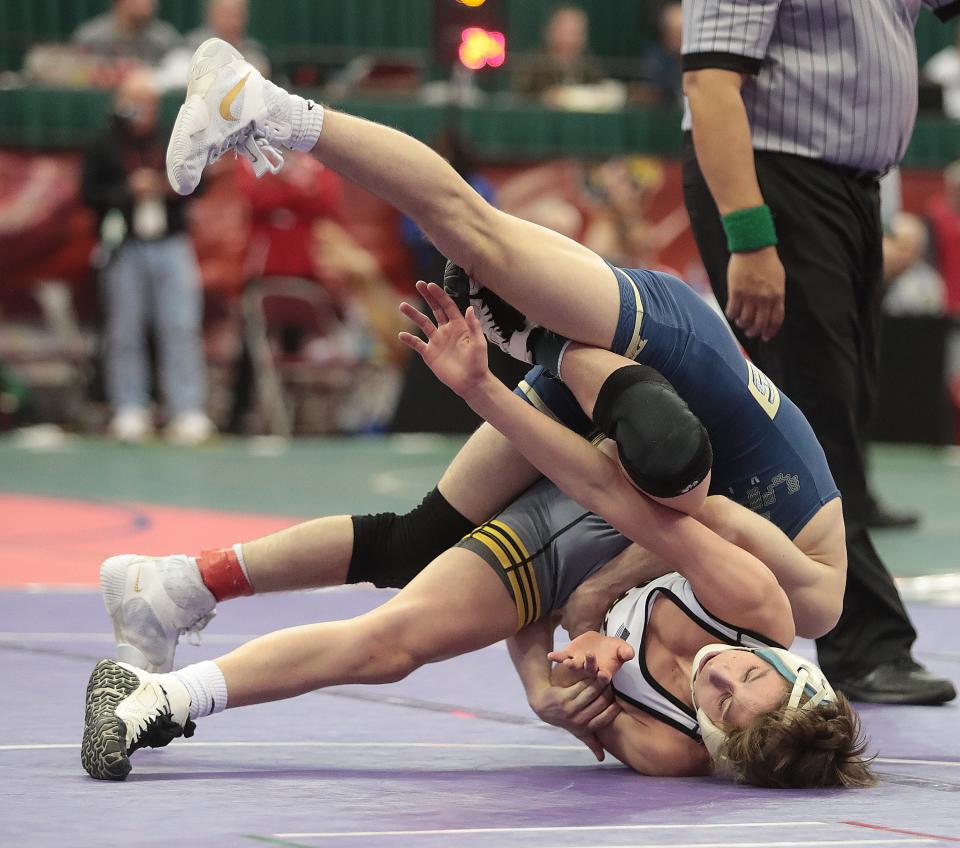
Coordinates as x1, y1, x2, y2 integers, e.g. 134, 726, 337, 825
82, 660, 194, 781
166, 37, 323, 195
442, 260, 535, 363
100, 555, 216, 673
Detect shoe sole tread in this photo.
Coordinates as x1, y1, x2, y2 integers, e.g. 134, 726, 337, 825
81, 660, 138, 780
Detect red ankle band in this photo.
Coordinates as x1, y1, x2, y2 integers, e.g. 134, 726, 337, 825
197, 547, 254, 601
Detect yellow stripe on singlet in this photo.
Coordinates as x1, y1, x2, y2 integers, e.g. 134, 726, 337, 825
518, 381, 561, 423
490, 520, 541, 624
469, 528, 527, 628
482, 523, 535, 627
616, 270, 646, 360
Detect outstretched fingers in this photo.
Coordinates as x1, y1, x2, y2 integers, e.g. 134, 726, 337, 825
399, 301, 437, 338
415, 280, 450, 326
425, 281, 464, 324
397, 330, 427, 355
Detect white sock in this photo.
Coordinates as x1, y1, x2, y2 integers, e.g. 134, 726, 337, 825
263, 79, 324, 151
555, 339, 573, 380
163, 660, 229, 720
148, 670, 191, 727
233, 543, 252, 584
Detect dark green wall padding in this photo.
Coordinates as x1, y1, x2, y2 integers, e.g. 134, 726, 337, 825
2, 87, 959, 169
1, 1, 955, 71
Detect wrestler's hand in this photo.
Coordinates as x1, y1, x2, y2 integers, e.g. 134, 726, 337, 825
726, 246, 785, 342
549, 631, 635, 681
399, 281, 490, 398
529, 664, 619, 762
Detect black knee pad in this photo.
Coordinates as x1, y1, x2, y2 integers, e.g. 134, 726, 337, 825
348, 487, 475, 588
592, 365, 712, 498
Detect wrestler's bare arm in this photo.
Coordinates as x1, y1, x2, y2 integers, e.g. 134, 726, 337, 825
549, 647, 709, 776
598, 702, 710, 777
507, 616, 618, 760
562, 496, 845, 641
696, 496, 846, 639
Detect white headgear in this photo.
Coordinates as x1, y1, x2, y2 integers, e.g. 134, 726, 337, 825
690, 644, 837, 766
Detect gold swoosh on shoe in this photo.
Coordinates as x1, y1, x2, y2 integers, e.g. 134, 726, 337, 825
219, 72, 250, 121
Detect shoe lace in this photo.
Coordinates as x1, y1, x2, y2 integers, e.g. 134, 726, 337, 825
178, 609, 217, 648
206, 121, 256, 165
240, 133, 285, 177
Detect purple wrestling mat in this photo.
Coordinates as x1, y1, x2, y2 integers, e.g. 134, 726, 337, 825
2, 587, 959, 848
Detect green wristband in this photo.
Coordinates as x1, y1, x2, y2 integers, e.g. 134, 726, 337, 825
721, 204, 778, 253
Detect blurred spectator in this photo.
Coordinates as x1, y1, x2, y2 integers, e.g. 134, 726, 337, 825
72, 0, 180, 65
237, 151, 403, 352
231, 153, 403, 431
926, 159, 960, 315
581, 156, 687, 268
636, 3, 684, 106
237, 152, 345, 288
512, 6, 608, 106
81, 70, 214, 444
187, 0, 268, 63
923, 28, 960, 119
883, 212, 946, 315
157, 0, 270, 89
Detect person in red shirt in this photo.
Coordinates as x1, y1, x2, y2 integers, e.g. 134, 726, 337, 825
235, 151, 344, 288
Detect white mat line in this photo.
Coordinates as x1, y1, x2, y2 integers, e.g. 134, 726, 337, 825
275, 824, 828, 838
0, 741, 585, 752
874, 757, 960, 767
1, 742, 958, 769
388, 842, 933, 848
421, 842, 932, 848
0, 632, 259, 643
0, 632, 507, 650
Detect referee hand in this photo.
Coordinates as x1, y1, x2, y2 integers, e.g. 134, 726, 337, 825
726, 246, 786, 341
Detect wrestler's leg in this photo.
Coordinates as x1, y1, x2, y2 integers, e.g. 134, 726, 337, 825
219, 546, 518, 705
307, 110, 621, 348
245, 422, 539, 591
102, 422, 540, 672
82, 547, 519, 779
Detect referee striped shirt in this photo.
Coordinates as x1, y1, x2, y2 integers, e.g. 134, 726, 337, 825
681, 0, 960, 175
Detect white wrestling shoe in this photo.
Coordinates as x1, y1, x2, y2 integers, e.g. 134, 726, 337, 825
100, 554, 216, 673
82, 660, 194, 781
167, 37, 323, 195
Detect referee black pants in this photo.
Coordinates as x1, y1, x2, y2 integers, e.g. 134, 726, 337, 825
681, 138, 917, 679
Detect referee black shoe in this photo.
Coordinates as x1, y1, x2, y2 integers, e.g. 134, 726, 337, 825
443, 260, 535, 363
834, 658, 956, 705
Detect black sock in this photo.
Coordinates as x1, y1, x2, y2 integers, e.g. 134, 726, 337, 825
529, 327, 571, 376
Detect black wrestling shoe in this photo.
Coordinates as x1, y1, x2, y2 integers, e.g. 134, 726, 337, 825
442, 259, 474, 313
443, 260, 535, 363
834, 658, 956, 705
81, 659, 195, 781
